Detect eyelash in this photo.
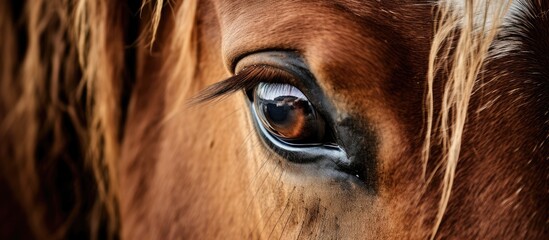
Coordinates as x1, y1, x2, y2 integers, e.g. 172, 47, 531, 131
191, 65, 297, 104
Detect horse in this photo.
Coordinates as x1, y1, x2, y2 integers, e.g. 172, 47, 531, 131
0, 0, 547, 239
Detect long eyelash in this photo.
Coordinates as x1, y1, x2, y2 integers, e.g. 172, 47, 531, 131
190, 65, 294, 104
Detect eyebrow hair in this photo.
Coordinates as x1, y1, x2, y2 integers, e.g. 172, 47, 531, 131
190, 65, 296, 103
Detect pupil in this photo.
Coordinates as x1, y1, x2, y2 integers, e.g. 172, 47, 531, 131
264, 96, 299, 125
265, 102, 290, 124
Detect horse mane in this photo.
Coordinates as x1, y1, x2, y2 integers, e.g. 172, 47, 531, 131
425, 0, 510, 237
0, 0, 162, 238
0, 0, 512, 238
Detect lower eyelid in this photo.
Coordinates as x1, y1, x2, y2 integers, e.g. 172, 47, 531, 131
253, 119, 349, 173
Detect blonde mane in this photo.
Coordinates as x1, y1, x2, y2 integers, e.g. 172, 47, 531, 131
425, 0, 510, 238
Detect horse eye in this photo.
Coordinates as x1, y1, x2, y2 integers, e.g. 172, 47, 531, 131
253, 82, 325, 144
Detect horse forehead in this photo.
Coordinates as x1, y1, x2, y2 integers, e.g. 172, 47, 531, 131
215, 0, 434, 71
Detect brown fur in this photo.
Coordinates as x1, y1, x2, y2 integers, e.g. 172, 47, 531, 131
121, 0, 548, 239
1, 0, 547, 239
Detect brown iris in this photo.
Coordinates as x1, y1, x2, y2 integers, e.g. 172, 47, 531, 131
253, 83, 325, 144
